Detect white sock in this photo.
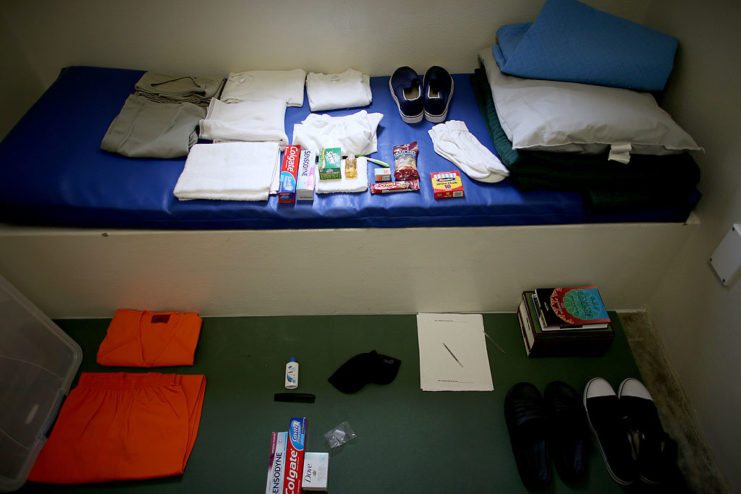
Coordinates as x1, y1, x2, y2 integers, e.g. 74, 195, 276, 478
428, 120, 509, 183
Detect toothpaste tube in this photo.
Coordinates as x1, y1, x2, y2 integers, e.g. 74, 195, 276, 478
296, 150, 315, 201
265, 432, 288, 494
283, 417, 306, 494
370, 179, 420, 194
279, 145, 301, 204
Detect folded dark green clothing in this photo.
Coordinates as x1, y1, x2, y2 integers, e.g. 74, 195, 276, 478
470, 69, 520, 167
583, 184, 700, 213
511, 150, 701, 191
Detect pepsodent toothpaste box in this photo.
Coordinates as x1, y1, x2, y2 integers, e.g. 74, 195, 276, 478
296, 149, 315, 201
283, 417, 306, 494
265, 431, 287, 494
279, 145, 301, 204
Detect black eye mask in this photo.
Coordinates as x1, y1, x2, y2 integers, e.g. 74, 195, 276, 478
328, 350, 402, 394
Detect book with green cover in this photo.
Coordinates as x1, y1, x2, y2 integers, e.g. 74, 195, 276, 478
533, 286, 610, 329
518, 291, 614, 357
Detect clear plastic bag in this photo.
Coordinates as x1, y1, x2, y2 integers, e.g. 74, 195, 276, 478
324, 421, 358, 449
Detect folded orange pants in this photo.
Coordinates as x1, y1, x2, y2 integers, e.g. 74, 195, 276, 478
29, 372, 206, 484
97, 310, 202, 367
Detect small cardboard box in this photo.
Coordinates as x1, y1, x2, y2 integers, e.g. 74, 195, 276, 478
431, 170, 464, 199
374, 168, 392, 182
319, 147, 341, 180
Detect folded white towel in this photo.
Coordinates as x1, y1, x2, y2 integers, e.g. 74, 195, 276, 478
428, 120, 509, 183
174, 142, 280, 201
306, 69, 372, 111
292, 111, 383, 156
315, 156, 368, 194
221, 69, 306, 107
199, 98, 288, 146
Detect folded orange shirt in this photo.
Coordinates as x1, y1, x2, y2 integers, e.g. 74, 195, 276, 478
97, 309, 202, 367
29, 372, 206, 484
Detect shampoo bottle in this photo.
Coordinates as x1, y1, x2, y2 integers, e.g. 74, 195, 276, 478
285, 358, 299, 389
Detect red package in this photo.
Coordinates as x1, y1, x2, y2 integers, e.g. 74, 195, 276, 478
393, 141, 419, 181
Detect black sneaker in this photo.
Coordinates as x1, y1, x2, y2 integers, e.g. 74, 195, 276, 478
583, 377, 637, 486
389, 66, 424, 123
422, 66, 454, 123
504, 382, 552, 490
618, 378, 669, 486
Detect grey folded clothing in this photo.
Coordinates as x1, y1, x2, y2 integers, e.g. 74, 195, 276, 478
135, 72, 225, 107
101, 94, 206, 159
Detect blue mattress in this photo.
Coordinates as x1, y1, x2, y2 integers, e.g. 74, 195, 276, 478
0, 66, 698, 229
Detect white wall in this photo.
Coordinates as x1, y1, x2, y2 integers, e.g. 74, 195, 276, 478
0, 222, 697, 318
0, 12, 44, 139
0, 0, 649, 124
642, 1, 741, 491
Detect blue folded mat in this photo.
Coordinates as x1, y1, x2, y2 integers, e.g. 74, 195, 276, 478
493, 0, 677, 91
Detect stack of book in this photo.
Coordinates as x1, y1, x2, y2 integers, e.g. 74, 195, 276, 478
517, 286, 615, 357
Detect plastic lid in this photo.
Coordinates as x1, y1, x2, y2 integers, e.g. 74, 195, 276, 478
288, 358, 297, 362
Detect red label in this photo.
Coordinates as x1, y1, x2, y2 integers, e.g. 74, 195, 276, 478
281, 145, 301, 176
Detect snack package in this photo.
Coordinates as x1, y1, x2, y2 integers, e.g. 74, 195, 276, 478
370, 179, 420, 194
393, 141, 419, 181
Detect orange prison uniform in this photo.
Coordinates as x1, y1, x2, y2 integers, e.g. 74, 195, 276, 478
29, 372, 206, 484
97, 310, 202, 367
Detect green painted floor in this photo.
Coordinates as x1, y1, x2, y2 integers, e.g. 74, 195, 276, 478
21, 313, 640, 493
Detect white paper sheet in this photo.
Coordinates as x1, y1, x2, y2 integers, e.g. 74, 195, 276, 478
417, 313, 494, 392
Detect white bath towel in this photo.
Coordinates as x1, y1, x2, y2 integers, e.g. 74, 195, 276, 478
306, 69, 372, 111
199, 98, 288, 146
174, 142, 280, 201
292, 111, 383, 156
315, 156, 368, 194
221, 69, 306, 107
428, 120, 509, 183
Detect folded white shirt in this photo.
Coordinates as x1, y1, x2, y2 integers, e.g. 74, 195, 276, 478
306, 69, 372, 111
315, 156, 368, 194
291, 111, 383, 156
199, 98, 288, 146
220, 69, 306, 107
174, 142, 280, 201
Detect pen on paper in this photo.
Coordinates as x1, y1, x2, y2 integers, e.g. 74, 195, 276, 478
484, 332, 506, 354
443, 343, 464, 367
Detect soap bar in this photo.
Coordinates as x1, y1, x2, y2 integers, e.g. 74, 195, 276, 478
374, 167, 391, 182
302, 452, 329, 491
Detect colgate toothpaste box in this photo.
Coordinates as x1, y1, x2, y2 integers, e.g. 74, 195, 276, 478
283, 417, 306, 494
279, 145, 301, 204
296, 150, 315, 201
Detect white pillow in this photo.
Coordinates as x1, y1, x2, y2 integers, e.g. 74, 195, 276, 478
478, 48, 701, 156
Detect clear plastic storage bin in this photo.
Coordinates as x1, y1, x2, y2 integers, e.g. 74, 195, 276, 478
0, 276, 82, 492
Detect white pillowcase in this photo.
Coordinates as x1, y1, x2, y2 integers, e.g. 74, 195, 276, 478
478, 47, 701, 156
